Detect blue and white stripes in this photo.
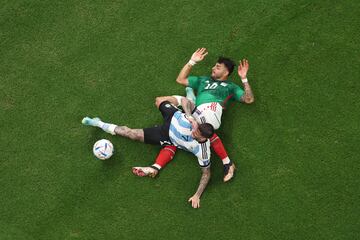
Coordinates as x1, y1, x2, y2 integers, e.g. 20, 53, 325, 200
169, 112, 211, 167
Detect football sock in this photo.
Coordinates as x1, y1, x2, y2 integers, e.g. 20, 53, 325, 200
185, 87, 196, 103
210, 133, 231, 165
92, 117, 103, 127
153, 146, 177, 169
82, 117, 117, 135
151, 164, 161, 171
90, 118, 117, 135
101, 123, 117, 135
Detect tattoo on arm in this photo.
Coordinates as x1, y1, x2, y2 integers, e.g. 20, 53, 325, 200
181, 97, 195, 117
241, 83, 254, 104
194, 167, 211, 197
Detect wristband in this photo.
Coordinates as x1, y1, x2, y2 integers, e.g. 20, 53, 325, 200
188, 60, 196, 66
241, 78, 248, 83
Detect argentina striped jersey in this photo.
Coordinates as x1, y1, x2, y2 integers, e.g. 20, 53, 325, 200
169, 111, 211, 167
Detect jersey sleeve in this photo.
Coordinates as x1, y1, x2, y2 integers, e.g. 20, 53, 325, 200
231, 84, 245, 101
193, 141, 211, 168
188, 76, 201, 90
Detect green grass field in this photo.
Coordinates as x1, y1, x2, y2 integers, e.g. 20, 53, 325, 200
1, 0, 359, 239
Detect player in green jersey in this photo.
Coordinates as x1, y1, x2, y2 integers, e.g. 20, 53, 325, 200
132, 48, 254, 182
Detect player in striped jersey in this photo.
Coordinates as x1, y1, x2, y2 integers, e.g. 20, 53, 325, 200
81, 97, 214, 208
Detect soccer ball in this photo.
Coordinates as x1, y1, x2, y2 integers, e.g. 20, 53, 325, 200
93, 139, 114, 160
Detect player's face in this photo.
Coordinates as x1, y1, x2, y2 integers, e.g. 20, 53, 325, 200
211, 63, 229, 80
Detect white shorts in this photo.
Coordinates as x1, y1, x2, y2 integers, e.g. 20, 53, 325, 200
193, 103, 223, 130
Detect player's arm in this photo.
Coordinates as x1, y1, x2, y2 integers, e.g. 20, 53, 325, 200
181, 97, 199, 131
188, 166, 211, 208
181, 97, 195, 118
238, 59, 255, 104
241, 82, 254, 104
176, 48, 208, 86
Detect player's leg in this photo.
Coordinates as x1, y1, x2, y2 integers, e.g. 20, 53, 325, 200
155, 95, 196, 110
133, 101, 179, 178
185, 87, 196, 103
114, 126, 144, 142
82, 117, 117, 134
152, 145, 177, 170
132, 145, 177, 178
210, 133, 236, 182
154, 88, 196, 108
82, 117, 144, 142
155, 96, 179, 108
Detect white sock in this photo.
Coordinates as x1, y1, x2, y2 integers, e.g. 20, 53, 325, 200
222, 157, 231, 165
152, 164, 162, 170
101, 123, 117, 135
96, 120, 105, 128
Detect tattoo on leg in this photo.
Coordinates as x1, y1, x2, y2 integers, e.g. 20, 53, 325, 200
114, 126, 144, 142
194, 167, 211, 197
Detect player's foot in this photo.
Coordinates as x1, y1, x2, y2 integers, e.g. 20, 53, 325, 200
81, 117, 101, 127
185, 87, 196, 103
223, 163, 236, 182
132, 166, 158, 178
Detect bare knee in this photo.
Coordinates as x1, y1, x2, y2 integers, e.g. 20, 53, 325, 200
155, 96, 177, 108
155, 96, 166, 108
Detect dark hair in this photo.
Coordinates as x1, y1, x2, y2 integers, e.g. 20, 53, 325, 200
198, 123, 215, 138
217, 57, 235, 76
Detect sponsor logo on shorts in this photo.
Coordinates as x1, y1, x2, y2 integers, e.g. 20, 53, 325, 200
160, 140, 172, 146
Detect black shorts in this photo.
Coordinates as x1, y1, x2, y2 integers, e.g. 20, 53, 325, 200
143, 101, 178, 146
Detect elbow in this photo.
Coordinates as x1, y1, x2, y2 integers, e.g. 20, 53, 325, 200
155, 97, 165, 108
176, 77, 187, 86
245, 97, 255, 104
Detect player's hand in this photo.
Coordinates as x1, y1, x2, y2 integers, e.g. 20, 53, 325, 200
188, 195, 201, 208
191, 48, 208, 63
238, 59, 249, 79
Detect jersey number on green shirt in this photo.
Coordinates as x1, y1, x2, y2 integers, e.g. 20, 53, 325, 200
204, 82, 218, 89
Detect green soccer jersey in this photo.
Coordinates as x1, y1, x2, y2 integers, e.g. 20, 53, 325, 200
188, 76, 245, 107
